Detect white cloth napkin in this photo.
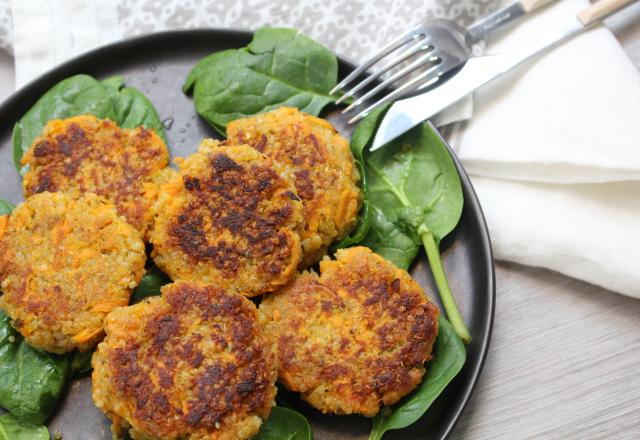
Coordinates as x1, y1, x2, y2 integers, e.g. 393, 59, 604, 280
11, 0, 119, 88
456, 0, 640, 183
472, 178, 640, 296
454, 0, 640, 298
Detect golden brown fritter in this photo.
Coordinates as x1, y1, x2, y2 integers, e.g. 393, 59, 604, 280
227, 107, 361, 267
21, 115, 169, 238
92, 281, 278, 440
150, 140, 304, 297
259, 246, 439, 417
0, 192, 145, 353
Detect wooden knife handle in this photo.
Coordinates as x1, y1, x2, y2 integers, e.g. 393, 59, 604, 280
578, 0, 636, 26
520, 0, 555, 13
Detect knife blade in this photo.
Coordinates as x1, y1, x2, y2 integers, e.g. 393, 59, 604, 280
369, 0, 634, 152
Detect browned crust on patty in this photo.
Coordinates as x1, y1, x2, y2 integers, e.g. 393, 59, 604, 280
227, 107, 361, 267
92, 281, 278, 440
150, 140, 304, 296
21, 115, 169, 238
259, 246, 439, 416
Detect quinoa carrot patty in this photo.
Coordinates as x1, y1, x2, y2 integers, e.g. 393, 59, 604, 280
0, 192, 145, 353
259, 246, 439, 416
150, 140, 304, 297
92, 281, 278, 440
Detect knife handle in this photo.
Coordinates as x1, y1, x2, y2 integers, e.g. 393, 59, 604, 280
578, 0, 636, 25
466, 0, 557, 42
520, 0, 555, 12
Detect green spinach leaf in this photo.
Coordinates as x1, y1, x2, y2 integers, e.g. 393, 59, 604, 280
0, 414, 49, 440
0, 311, 70, 424
130, 262, 171, 304
335, 105, 389, 249
100, 75, 124, 95
102, 76, 168, 143
184, 27, 338, 134
369, 317, 466, 440
0, 200, 15, 216
361, 205, 419, 271
364, 124, 470, 343
12, 74, 117, 170
183, 50, 232, 93
254, 406, 311, 440
69, 350, 93, 376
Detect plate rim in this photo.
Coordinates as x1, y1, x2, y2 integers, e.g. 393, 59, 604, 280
0, 28, 496, 440
430, 120, 496, 439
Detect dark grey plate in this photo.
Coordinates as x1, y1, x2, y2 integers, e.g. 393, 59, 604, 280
0, 29, 495, 440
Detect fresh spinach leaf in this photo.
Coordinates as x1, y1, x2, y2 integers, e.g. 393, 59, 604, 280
0, 414, 49, 440
254, 406, 311, 440
183, 50, 232, 93
361, 205, 419, 271
69, 350, 93, 376
0, 311, 70, 424
100, 75, 124, 95
0, 200, 15, 216
101, 76, 168, 143
114, 87, 167, 142
130, 262, 171, 304
185, 27, 338, 134
335, 104, 390, 249
364, 124, 470, 344
12, 74, 117, 170
369, 317, 466, 440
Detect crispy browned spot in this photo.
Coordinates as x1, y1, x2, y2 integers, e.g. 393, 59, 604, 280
168, 154, 294, 277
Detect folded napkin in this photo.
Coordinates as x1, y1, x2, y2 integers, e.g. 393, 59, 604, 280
454, 0, 640, 298
456, 0, 640, 183
472, 178, 640, 296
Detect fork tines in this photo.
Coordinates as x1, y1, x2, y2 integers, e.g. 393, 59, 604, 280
330, 24, 443, 123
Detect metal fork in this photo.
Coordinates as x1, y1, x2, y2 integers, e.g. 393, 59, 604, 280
333, 0, 554, 123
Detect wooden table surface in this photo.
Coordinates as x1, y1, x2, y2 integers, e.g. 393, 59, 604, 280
0, 4, 638, 439
450, 4, 640, 438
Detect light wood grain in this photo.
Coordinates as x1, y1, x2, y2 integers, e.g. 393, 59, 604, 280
451, 262, 640, 439
520, 0, 556, 13
578, 0, 636, 26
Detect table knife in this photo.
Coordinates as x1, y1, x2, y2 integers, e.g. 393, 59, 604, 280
370, 0, 636, 152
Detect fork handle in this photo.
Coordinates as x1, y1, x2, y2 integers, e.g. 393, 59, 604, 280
577, 0, 636, 25
520, 0, 555, 12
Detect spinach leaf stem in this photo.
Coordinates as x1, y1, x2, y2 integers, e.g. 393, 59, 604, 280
419, 225, 471, 344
